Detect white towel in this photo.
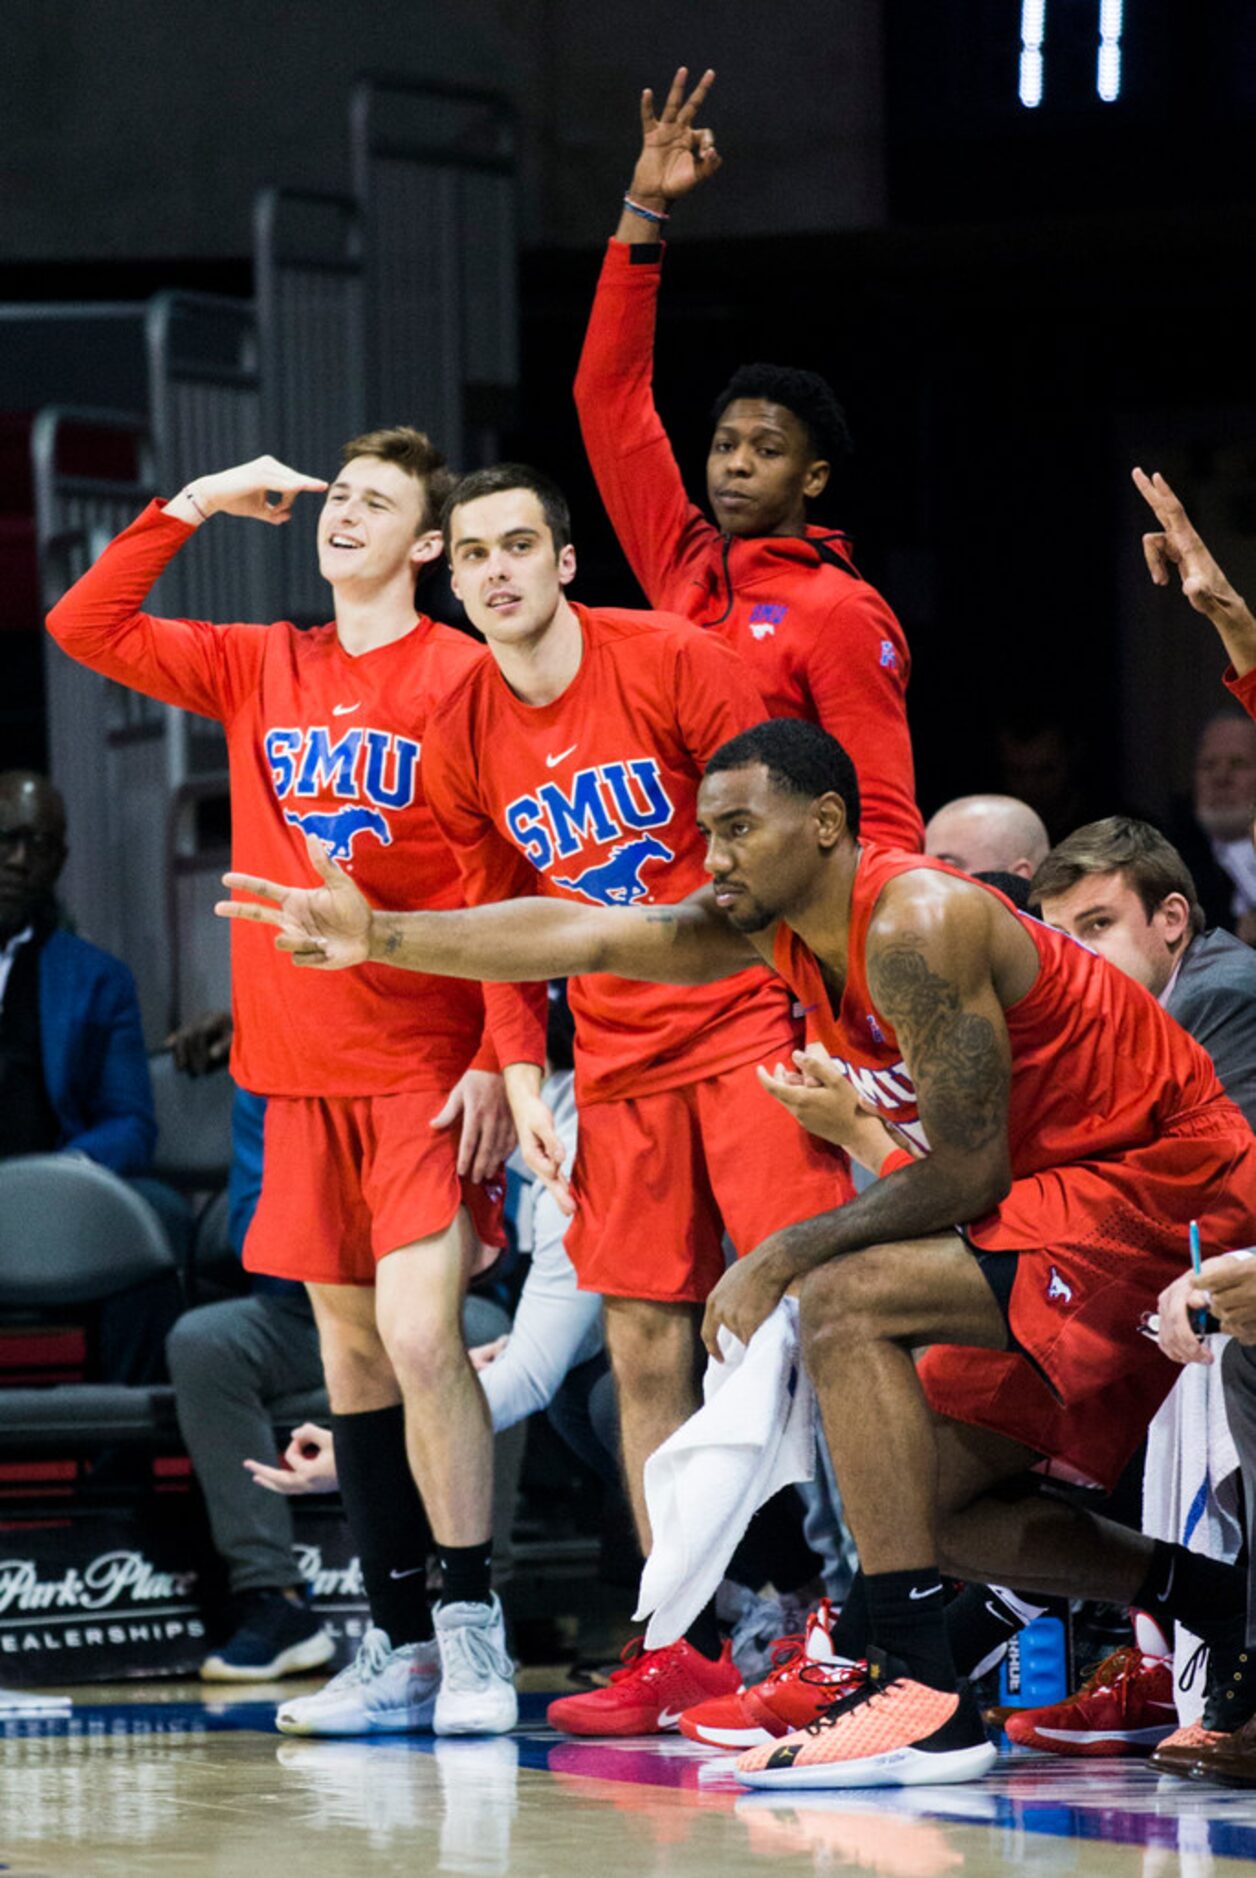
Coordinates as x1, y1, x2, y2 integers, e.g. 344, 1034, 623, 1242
1143, 1339, 1243, 1725
635, 1297, 816, 1649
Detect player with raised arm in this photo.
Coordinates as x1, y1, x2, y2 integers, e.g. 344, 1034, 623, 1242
574, 67, 922, 851
236, 461, 853, 1737
224, 716, 1256, 1787
1134, 466, 1256, 685
47, 433, 544, 1739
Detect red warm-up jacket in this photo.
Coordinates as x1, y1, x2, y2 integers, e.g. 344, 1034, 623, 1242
574, 238, 923, 852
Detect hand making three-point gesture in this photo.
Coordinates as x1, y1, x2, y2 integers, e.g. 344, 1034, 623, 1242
1133, 465, 1256, 677
166, 454, 329, 530
617, 66, 721, 243
216, 835, 373, 968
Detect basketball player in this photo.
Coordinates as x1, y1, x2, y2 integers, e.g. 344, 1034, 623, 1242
221, 717, 1256, 1786
575, 66, 922, 850
234, 461, 853, 1737
47, 436, 543, 1738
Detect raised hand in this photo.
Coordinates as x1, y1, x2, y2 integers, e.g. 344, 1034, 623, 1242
629, 66, 721, 206
215, 834, 373, 968
173, 454, 329, 528
1132, 466, 1256, 674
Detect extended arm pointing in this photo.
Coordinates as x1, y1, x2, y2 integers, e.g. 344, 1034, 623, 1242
216, 833, 758, 987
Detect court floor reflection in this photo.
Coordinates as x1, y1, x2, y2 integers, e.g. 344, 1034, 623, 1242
2, 1690, 1256, 1877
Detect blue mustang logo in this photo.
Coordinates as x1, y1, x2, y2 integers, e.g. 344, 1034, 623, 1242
284, 805, 393, 861
552, 836, 672, 906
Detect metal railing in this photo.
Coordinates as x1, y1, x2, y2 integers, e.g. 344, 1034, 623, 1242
350, 77, 518, 468
254, 188, 366, 622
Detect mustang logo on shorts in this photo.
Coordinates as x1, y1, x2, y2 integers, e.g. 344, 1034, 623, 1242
551, 835, 673, 906
1047, 1266, 1074, 1305
284, 804, 393, 861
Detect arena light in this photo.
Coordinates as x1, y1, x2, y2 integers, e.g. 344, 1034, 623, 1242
1019, 0, 1126, 108
1097, 0, 1124, 101
1019, 0, 1046, 108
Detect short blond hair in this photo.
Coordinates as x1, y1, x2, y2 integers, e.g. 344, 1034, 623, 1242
339, 426, 457, 533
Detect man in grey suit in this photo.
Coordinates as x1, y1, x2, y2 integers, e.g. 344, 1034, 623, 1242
1032, 815, 1256, 1124
1034, 815, 1256, 1779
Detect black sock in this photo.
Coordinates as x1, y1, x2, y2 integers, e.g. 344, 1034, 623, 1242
438, 1540, 493, 1607
827, 1571, 869, 1661
684, 1598, 722, 1661
945, 1583, 1050, 1679
1134, 1540, 1247, 1643
331, 1405, 433, 1645
865, 1568, 958, 1693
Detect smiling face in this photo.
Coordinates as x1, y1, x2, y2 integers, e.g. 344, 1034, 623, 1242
316, 455, 438, 590
1037, 869, 1190, 997
705, 399, 829, 538
696, 762, 841, 932
447, 487, 576, 646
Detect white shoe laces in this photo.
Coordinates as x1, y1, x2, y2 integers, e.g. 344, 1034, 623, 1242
440, 1613, 513, 1694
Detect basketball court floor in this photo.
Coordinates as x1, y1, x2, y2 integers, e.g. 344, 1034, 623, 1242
4, 1678, 1256, 1875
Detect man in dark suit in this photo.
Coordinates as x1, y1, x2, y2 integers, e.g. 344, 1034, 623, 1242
0, 769, 182, 1396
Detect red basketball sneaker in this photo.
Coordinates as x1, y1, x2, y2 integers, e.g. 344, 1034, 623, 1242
547, 1636, 740, 1737
679, 1599, 862, 1748
1004, 1614, 1175, 1757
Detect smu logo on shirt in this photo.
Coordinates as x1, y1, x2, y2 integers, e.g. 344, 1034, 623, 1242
264, 725, 420, 861
828, 1050, 931, 1156
504, 761, 676, 905
749, 603, 787, 641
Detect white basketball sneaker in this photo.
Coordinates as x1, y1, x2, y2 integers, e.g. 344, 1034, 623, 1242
275, 1625, 441, 1736
433, 1595, 518, 1735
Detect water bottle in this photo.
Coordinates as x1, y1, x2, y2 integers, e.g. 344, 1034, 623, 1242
998, 1614, 1069, 1709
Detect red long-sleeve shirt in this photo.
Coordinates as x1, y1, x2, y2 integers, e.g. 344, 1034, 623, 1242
46, 502, 547, 1096
574, 239, 923, 852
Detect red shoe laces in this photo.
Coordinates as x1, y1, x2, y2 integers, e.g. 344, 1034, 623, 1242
607, 1637, 650, 1683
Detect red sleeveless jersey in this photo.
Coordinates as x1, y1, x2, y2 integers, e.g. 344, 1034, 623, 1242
771, 841, 1239, 1174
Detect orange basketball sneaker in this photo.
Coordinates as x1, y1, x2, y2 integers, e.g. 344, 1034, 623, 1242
547, 1636, 740, 1737
679, 1599, 862, 1749
734, 1648, 996, 1791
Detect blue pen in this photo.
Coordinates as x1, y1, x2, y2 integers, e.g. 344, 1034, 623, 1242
1189, 1219, 1212, 1334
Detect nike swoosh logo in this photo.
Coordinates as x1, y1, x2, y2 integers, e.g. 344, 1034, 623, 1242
907, 1584, 943, 1600
333, 702, 361, 716
983, 1600, 1019, 1627
545, 745, 578, 768
388, 1565, 426, 1581
657, 1707, 686, 1728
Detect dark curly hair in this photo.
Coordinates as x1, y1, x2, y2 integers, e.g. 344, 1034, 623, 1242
705, 719, 861, 836
711, 364, 853, 467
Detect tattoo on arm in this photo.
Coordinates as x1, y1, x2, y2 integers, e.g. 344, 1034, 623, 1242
868, 938, 1007, 1153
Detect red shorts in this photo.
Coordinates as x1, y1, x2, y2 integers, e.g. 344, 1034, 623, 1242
566, 1057, 853, 1303
243, 1088, 506, 1288
919, 1117, 1256, 1490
